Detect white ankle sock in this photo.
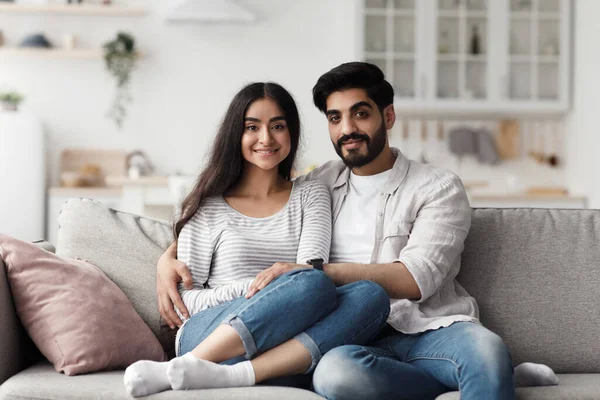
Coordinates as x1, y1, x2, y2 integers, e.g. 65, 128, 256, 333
123, 360, 171, 397
514, 362, 559, 387
167, 353, 256, 390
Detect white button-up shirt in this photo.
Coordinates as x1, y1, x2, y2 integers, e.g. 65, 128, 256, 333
297, 148, 480, 333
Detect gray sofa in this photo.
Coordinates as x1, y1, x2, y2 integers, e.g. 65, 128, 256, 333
1, 198, 599, 400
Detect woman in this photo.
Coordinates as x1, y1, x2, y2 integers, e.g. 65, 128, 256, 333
123, 82, 390, 397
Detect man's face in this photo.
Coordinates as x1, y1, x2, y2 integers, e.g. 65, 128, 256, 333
325, 88, 390, 168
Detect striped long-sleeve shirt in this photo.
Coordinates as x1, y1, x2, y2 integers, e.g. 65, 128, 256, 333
177, 180, 332, 317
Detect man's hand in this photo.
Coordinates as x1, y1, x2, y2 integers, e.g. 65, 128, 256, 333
246, 262, 307, 298
156, 243, 193, 329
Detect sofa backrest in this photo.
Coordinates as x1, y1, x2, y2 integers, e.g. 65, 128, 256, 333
57, 198, 176, 356
56, 200, 600, 373
458, 208, 600, 374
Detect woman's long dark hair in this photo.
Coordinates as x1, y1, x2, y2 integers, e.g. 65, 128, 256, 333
173, 82, 301, 239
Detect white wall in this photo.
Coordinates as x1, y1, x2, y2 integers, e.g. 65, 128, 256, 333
0, 0, 360, 184
565, 0, 600, 208
1, 0, 594, 206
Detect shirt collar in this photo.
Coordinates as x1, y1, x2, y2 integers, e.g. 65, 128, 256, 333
332, 148, 410, 194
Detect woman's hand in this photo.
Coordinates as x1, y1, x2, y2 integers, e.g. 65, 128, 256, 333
156, 243, 193, 329
246, 262, 307, 298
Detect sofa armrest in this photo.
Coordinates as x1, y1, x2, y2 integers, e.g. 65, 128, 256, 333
0, 257, 23, 385
0, 241, 48, 385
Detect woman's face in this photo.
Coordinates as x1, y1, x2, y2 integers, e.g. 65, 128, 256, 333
241, 97, 291, 172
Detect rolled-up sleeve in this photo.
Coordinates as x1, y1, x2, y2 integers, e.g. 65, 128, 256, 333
295, 181, 332, 264
396, 174, 471, 303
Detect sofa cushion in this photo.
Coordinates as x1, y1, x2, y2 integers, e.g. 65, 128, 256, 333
0, 362, 324, 400
436, 375, 600, 400
56, 198, 176, 355
459, 208, 600, 373
0, 235, 166, 376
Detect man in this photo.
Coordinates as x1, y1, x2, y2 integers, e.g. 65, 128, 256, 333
157, 62, 554, 399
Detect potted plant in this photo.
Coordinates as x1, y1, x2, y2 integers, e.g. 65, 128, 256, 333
0, 91, 24, 111
103, 32, 138, 128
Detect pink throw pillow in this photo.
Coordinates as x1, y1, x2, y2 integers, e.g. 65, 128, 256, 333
0, 234, 166, 376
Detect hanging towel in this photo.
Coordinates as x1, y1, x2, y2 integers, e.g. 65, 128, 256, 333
448, 126, 477, 157
476, 128, 500, 165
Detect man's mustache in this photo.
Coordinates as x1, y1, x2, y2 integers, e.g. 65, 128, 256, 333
337, 133, 370, 148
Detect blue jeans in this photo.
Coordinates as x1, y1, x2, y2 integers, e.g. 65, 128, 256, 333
177, 269, 390, 376
313, 322, 515, 400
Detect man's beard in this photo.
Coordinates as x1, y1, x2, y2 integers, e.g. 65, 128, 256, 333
333, 122, 387, 168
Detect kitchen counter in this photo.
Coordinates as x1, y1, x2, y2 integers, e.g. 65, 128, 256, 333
105, 175, 169, 186
47, 177, 178, 246
48, 186, 122, 197
470, 193, 586, 201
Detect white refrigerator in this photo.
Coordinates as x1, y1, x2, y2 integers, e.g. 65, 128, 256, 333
0, 111, 45, 242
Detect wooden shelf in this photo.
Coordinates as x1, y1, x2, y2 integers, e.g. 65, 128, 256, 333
0, 48, 144, 60
0, 3, 146, 16
0, 48, 103, 59
49, 186, 122, 197
105, 175, 169, 187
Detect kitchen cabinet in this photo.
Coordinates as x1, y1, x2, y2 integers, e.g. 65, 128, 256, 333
360, 0, 571, 116
0, 4, 146, 60
362, 0, 426, 106
0, 3, 146, 16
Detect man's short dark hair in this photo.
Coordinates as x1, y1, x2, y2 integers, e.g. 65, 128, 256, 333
312, 62, 395, 114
